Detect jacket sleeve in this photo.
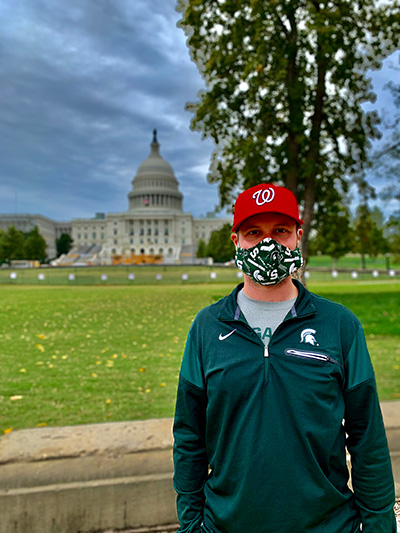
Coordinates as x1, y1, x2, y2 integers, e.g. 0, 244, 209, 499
344, 326, 396, 533
173, 330, 208, 533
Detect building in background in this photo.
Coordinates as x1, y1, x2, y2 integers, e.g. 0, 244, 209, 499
1, 132, 231, 264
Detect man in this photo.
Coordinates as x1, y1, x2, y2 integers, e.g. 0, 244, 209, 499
173, 183, 396, 532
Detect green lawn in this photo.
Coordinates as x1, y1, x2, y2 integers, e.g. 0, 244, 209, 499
0, 279, 399, 434
307, 254, 400, 270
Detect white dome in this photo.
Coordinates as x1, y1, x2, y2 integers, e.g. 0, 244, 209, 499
128, 130, 183, 212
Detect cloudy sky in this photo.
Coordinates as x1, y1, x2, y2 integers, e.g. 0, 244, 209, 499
1, 0, 398, 223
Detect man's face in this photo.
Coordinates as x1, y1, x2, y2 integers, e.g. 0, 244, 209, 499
231, 213, 302, 250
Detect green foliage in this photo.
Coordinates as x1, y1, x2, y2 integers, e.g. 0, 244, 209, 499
0, 226, 26, 262
386, 215, 400, 261
354, 204, 389, 263
309, 204, 354, 263
56, 233, 73, 257
177, 0, 400, 260
206, 224, 235, 263
0, 226, 47, 263
196, 238, 207, 258
309, 205, 397, 265
24, 227, 47, 262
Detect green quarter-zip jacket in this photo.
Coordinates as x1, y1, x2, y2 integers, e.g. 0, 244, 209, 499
173, 281, 396, 533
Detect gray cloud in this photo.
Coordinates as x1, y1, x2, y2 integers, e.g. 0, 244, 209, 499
0, 0, 219, 220
0, 1, 397, 222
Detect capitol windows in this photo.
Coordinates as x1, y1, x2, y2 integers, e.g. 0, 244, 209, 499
77, 234, 81, 239
154, 228, 158, 236
84, 234, 88, 239
101, 233, 104, 239
114, 229, 118, 236
168, 248, 173, 255
92, 232, 96, 239
164, 228, 169, 236
147, 228, 151, 236
114, 239, 118, 245
140, 228, 144, 236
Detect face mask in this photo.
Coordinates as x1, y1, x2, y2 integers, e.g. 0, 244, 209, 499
235, 237, 303, 286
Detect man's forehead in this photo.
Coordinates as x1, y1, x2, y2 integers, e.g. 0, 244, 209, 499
239, 212, 297, 229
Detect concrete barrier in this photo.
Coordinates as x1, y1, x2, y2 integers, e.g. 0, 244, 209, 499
0, 419, 177, 533
0, 402, 398, 533
382, 401, 400, 498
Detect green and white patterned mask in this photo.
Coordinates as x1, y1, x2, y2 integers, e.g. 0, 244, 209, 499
235, 237, 303, 286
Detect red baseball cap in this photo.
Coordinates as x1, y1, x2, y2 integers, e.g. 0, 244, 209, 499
232, 183, 304, 232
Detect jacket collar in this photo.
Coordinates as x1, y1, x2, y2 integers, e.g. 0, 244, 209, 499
218, 279, 317, 322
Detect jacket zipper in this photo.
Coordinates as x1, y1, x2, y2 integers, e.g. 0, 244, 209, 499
264, 345, 269, 382
284, 348, 342, 367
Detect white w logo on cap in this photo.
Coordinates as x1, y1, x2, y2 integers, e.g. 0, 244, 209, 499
252, 187, 275, 206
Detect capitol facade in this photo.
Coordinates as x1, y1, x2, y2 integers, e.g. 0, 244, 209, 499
0, 132, 231, 263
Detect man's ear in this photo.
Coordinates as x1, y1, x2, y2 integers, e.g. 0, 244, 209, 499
297, 228, 303, 241
231, 232, 238, 248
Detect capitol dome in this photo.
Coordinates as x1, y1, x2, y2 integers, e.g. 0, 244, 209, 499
128, 130, 183, 212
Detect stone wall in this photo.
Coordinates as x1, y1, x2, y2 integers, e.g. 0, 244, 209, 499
0, 403, 398, 533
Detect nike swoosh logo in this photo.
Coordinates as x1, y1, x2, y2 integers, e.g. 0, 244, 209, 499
219, 329, 237, 341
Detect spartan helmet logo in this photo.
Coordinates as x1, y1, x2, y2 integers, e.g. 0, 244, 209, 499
253, 270, 265, 283
252, 187, 275, 206
300, 328, 319, 346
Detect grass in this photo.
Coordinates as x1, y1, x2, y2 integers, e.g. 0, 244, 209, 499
0, 279, 399, 434
307, 254, 400, 270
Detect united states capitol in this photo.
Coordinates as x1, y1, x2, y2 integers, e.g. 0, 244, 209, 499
0, 131, 231, 264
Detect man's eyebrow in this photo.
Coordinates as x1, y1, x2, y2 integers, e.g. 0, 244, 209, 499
242, 225, 260, 231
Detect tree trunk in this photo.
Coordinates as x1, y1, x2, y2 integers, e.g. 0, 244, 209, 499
301, 26, 327, 268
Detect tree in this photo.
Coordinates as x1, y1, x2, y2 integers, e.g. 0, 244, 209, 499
0, 226, 26, 263
206, 224, 235, 263
309, 204, 354, 267
56, 233, 73, 257
370, 80, 400, 215
177, 0, 400, 264
354, 204, 388, 268
24, 226, 47, 262
386, 215, 400, 262
196, 238, 207, 258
